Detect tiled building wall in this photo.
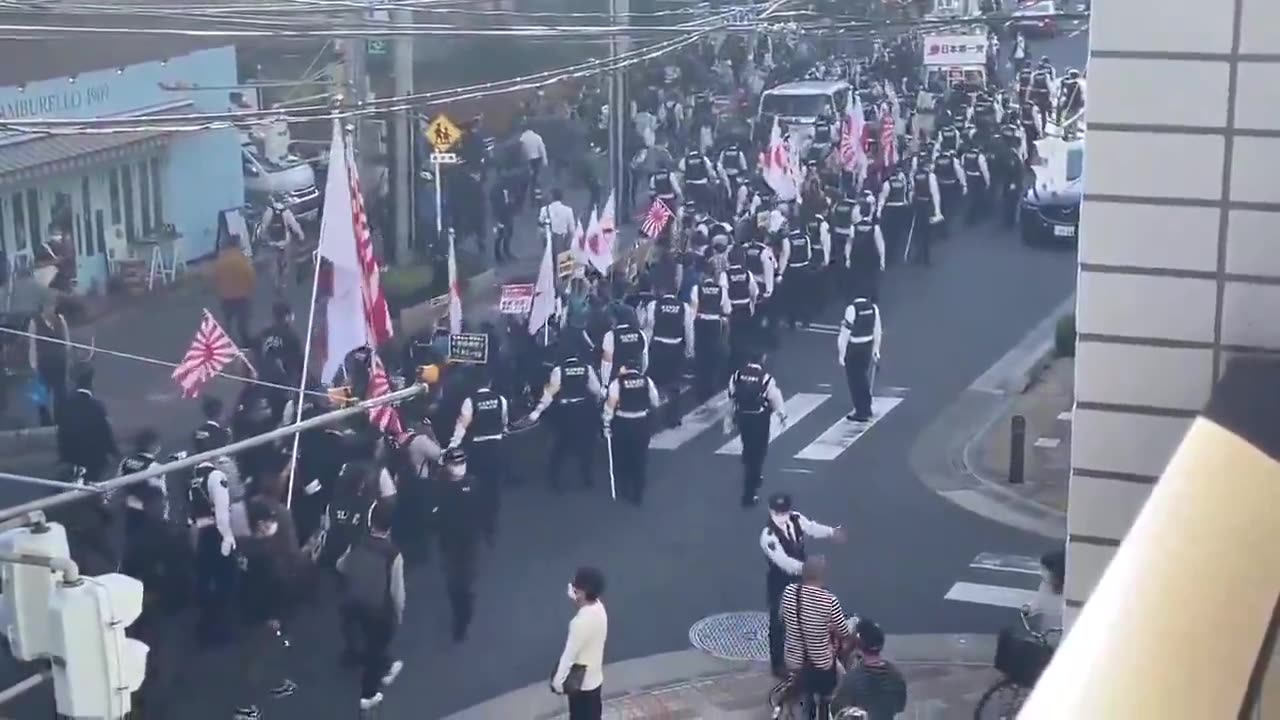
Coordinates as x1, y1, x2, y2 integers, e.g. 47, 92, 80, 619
1067, 0, 1280, 623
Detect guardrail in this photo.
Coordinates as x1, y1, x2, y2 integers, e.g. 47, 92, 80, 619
1020, 355, 1280, 718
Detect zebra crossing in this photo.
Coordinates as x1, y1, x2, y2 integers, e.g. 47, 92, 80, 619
650, 386, 907, 461
943, 553, 1044, 610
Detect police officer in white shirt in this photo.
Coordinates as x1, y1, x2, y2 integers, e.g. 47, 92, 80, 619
539, 188, 576, 254
602, 363, 661, 505
642, 291, 693, 427
720, 246, 760, 371
760, 492, 846, 677
600, 314, 648, 381
837, 296, 883, 422
190, 459, 237, 644
449, 373, 509, 546
689, 271, 731, 399
528, 348, 605, 492
727, 351, 787, 506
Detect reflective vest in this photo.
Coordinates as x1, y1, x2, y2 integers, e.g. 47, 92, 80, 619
613, 324, 645, 369
786, 232, 811, 268
468, 388, 505, 441
830, 200, 856, 231
652, 172, 675, 196
616, 371, 651, 414
697, 279, 724, 318
883, 174, 908, 205
844, 300, 877, 343
684, 154, 709, 182
913, 171, 934, 203
806, 220, 827, 267
733, 363, 769, 414
962, 150, 984, 177
558, 359, 590, 404
726, 267, 752, 307
744, 242, 766, 277
935, 157, 960, 185
652, 295, 686, 343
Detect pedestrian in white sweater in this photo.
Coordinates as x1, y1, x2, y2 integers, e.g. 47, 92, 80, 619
552, 566, 608, 720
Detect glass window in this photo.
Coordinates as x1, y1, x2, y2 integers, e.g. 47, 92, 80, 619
11, 193, 26, 252
1067, 147, 1084, 181
25, 190, 40, 249
149, 157, 164, 227
109, 169, 122, 225
94, 209, 106, 255
121, 165, 135, 242
138, 162, 152, 236
81, 177, 94, 257
760, 93, 833, 118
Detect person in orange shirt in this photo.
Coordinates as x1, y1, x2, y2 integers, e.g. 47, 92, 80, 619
212, 235, 256, 347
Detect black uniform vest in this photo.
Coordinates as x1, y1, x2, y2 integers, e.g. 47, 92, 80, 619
913, 171, 934, 202
733, 364, 768, 413
468, 388, 504, 440
684, 154, 709, 182
963, 150, 983, 176
765, 514, 807, 581
883, 175, 908, 205
786, 232, 811, 267
558, 359, 589, 403
744, 242, 766, 277
613, 324, 644, 369
616, 371, 651, 413
653, 296, 685, 341
697, 280, 724, 316
936, 157, 960, 184
188, 467, 216, 525
830, 200, 855, 229
726, 267, 752, 306
847, 300, 877, 341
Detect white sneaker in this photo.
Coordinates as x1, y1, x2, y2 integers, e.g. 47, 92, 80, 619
381, 660, 404, 687
359, 693, 384, 711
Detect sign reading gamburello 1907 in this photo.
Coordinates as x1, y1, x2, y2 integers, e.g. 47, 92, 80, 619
0, 84, 111, 121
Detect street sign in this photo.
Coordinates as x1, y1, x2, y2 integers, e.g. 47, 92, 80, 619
367, 39, 388, 56
426, 114, 462, 153
499, 283, 535, 314
448, 332, 489, 364
429, 152, 460, 164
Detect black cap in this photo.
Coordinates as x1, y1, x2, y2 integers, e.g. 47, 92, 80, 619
768, 492, 792, 512
443, 447, 467, 465
855, 618, 885, 652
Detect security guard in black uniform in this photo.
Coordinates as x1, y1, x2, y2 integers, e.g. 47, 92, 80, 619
118, 428, 168, 523
827, 191, 857, 283
909, 155, 943, 265
848, 193, 886, 303
448, 375, 509, 547
680, 149, 715, 210
810, 112, 835, 162
1016, 65, 1034, 104
995, 122, 1026, 226
933, 149, 965, 237
646, 292, 693, 427
961, 143, 991, 223
837, 296, 883, 422
601, 315, 648, 381
936, 122, 962, 156
688, 273, 728, 400
727, 352, 787, 507
1019, 99, 1042, 163
877, 164, 911, 267
434, 447, 481, 642
721, 247, 760, 372
602, 364, 660, 505
760, 493, 844, 677
189, 459, 236, 645
529, 349, 604, 492
778, 225, 812, 329
650, 168, 681, 212
805, 212, 831, 316
1030, 57, 1055, 132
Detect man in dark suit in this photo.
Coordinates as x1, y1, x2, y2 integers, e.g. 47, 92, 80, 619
56, 364, 118, 485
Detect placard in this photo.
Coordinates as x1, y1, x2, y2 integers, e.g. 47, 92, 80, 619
499, 283, 535, 314
557, 250, 575, 280
447, 332, 489, 364
922, 34, 989, 67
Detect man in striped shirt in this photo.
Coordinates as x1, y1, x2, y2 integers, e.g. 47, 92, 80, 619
779, 556, 851, 720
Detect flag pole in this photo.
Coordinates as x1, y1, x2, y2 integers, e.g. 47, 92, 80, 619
544, 225, 552, 347
285, 119, 341, 509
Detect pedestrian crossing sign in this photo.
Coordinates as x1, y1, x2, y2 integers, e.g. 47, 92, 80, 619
426, 114, 462, 153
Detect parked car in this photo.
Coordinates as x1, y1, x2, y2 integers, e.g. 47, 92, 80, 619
1020, 134, 1083, 245
241, 143, 322, 222
1006, 0, 1059, 38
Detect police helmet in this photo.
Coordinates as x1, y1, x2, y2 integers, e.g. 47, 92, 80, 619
727, 245, 747, 266
1066, 68, 1081, 80
1039, 55, 1052, 66
768, 492, 793, 513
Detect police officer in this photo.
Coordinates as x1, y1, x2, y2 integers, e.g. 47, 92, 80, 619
680, 148, 715, 210
811, 111, 835, 161
837, 296, 883, 422
644, 290, 693, 427
527, 348, 604, 492
908, 154, 943, 265
118, 428, 169, 526
804, 211, 832, 315
777, 224, 812, 329
1019, 99, 1043, 163
742, 233, 777, 345
718, 141, 749, 209
1057, 68, 1085, 128
1030, 57, 1055, 132
828, 190, 857, 281
972, 92, 999, 139
933, 149, 966, 237
877, 161, 911, 266
650, 167, 682, 211
1016, 64, 1034, 105
688, 271, 730, 400
449, 373, 508, 547
936, 121, 962, 156
996, 122, 1026, 225
190, 458, 236, 645
848, 193, 886, 303
760, 492, 845, 677
961, 143, 991, 223
721, 246, 761, 371
727, 352, 787, 507
600, 313, 648, 381
602, 363, 660, 505
433, 448, 481, 642
192, 396, 232, 454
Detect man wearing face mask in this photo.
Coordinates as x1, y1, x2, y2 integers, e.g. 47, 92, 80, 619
760, 492, 846, 678
552, 566, 609, 720
433, 447, 482, 643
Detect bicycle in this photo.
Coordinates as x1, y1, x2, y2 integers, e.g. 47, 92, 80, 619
973, 607, 1062, 720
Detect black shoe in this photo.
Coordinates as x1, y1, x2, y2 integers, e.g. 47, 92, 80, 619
847, 412, 872, 422
452, 627, 468, 644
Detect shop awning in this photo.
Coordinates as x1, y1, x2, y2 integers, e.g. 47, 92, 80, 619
0, 102, 193, 186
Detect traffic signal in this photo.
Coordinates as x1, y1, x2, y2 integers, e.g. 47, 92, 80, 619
0, 521, 71, 661
47, 573, 149, 719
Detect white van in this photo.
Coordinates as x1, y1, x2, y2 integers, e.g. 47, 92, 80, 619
757, 80, 851, 158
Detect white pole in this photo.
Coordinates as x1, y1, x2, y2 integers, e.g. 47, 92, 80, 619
434, 157, 444, 252
606, 434, 617, 502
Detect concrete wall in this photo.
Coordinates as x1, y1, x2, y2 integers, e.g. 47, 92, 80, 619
1067, 0, 1280, 624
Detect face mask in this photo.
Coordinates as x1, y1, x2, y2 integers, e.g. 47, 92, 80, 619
259, 522, 279, 538
566, 583, 579, 601
770, 511, 790, 525
450, 464, 468, 480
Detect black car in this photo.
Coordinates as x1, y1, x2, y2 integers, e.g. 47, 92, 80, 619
1020, 137, 1083, 245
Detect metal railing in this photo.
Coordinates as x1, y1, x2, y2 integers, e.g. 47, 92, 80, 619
1020, 355, 1280, 718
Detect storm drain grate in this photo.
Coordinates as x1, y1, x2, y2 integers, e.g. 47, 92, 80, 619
688, 611, 770, 662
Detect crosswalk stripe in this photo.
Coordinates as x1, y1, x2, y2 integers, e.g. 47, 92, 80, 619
969, 553, 1043, 576
650, 393, 732, 449
715, 393, 829, 456
944, 582, 1039, 610
794, 396, 904, 461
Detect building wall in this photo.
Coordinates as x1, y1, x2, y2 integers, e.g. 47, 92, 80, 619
1067, 0, 1280, 624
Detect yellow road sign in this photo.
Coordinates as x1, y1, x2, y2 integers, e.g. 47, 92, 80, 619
426, 114, 462, 153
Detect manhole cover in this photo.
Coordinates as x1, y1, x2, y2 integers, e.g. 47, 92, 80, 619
688, 611, 770, 661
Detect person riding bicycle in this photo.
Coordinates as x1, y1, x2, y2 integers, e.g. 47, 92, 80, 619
1025, 548, 1065, 637
831, 619, 907, 720
778, 556, 851, 720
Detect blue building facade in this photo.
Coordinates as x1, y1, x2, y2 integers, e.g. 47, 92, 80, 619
0, 46, 244, 294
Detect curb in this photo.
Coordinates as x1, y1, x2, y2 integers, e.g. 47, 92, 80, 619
441, 634, 996, 720
0, 426, 57, 452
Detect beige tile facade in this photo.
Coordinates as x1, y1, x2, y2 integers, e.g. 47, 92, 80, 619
1068, 0, 1280, 626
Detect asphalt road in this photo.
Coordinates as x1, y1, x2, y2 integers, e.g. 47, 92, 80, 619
0, 29, 1088, 720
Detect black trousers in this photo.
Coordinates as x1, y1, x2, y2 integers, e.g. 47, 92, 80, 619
693, 318, 725, 401
494, 220, 514, 260
938, 184, 962, 236
649, 340, 685, 426
728, 309, 755, 371
844, 342, 874, 418
908, 205, 936, 265
548, 402, 596, 490
881, 206, 910, 265
194, 526, 237, 644
779, 268, 812, 327
440, 536, 476, 641
220, 297, 252, 348
355, 608, 395, 700
737, 411, 771, 502
467, 439, 502, 544
966, 176, 989, 223
799, 664, 839, 720
767, 571, 799, 673
609, 416, 651, 504
567, 687, 603, 720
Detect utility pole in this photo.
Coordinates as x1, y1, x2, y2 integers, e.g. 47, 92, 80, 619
391, 7, 416, 262
608, 0, 632, 223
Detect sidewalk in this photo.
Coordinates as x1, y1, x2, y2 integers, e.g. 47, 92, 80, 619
969, 357, 1073, 514
445, 636, 1000, 720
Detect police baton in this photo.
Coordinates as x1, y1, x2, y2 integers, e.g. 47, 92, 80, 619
605, 432, 618, 502
867, 358, 878, 396
902, 213, 915, 264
